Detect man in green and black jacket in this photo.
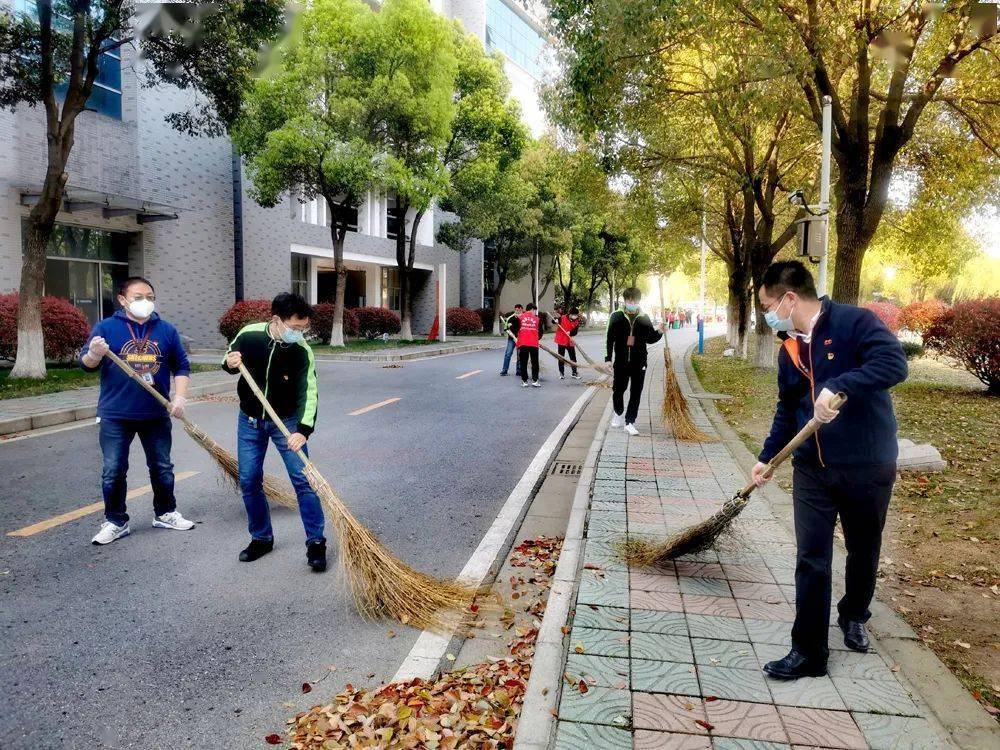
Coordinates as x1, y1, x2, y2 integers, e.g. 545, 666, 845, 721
222, 293, 325, 571
606, 287, 664, 435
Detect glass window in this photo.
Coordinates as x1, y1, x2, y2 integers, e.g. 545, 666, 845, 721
330, 198, 359, 232
485, 0, 546, 78
381, 267, 401, 312
291, 255, 310, 299
45, 225, 129, 262
386, 194, 408, 241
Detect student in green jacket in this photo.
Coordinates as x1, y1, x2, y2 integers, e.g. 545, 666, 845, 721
222, 293, 325, 572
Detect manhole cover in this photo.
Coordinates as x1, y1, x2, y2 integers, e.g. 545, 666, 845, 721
550, 461, 582, 477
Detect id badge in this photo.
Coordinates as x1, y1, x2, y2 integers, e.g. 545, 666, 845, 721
626, 335, 635, 346
141, 372, 154, 384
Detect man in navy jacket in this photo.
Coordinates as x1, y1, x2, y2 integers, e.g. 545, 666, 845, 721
81, 277, 195, 545
752, 261, 907, 680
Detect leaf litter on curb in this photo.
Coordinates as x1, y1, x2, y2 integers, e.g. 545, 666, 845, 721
286, 537, 563, 749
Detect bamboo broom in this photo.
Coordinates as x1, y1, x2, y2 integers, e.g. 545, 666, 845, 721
661, 343, 714, 442
555, 322, 611, 375
506, 330, 608, 374
103, 350, 298, 510
235, 362, 479, 630
622, 393, 847, 565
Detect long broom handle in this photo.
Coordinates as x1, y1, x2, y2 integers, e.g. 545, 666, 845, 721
102, 348, 192, 426
235, 361, 312, 466
736, 392, 847, 497
555, 322, 598, 366
507, 330, 609, 373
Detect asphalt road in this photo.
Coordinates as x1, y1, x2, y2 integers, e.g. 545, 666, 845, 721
0, 332, 609, 750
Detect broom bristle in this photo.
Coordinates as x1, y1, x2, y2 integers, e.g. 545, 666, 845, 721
662, 347, 714, 442
618, 495, 749, 566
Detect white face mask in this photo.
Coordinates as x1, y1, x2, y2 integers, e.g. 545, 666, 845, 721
126, 298, 154, 319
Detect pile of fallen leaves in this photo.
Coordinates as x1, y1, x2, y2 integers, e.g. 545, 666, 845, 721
284, 537, 563, 749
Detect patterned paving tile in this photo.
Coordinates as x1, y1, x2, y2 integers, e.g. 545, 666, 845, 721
703, 699, 787, 743
632, 571, 681, 593
692, 638, 759, 670
743, 619, 792, 646
558, 684, 631, 727
631, 609, 688, 636
697, 665, 772, 702
729, 581, 784, 603
737, 598, 795, 622
765, 674, 847, 710
711, 739, 791, 750
632, 692, 709, 734
679, 577, 734, 597
721, 564, 777, 583
674, 561, 727, 579
565, 653, 631, 689
826, 651, 897, 681
554, 721, 631, 750
852, 713, 948, 749
630, 631, 694, 663
634, 731, 712, 749
751, 643, 789, 669
831, 676, 920, 716
569, 625, 630, 658
572, 604, 630, 632
579, 569, 630, 608
631, 658, 700, 695
777, 706, 867, 749
632, 589, 685, 612
683, 594, 742, 617
685, 614, 749, 641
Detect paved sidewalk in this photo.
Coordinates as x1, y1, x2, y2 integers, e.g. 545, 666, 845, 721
547, 339, 954, 749
0, 369, 233, 435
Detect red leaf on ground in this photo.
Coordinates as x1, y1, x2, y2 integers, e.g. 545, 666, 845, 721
695, 719, 715, 731
578, 680, 589, 694
703, 695, 719, 702
301, 682, 312, 694
264, 734, 283, 745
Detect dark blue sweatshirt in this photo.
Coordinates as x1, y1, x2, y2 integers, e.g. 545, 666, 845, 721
80, 310, 191, 421
759, 297, 908, 467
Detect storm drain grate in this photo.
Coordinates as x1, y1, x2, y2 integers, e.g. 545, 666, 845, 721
550, 461, 583, 477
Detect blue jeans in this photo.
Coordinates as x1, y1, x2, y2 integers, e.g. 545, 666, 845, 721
501, 337, 521, 375
99, 416, 176, 526
236, 411, 325, 545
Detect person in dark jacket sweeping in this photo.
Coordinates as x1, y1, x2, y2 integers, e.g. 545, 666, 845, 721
499, 304, 523, 377
753, 261, 907, 680
81, 276, 195, 545
223, 292, 326, 571
606, 287, 664, 435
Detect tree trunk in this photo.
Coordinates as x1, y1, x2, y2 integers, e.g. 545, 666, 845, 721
490, 267, 507, 334
726, 291, 741, 349
831, 202, 867, 304
395, 203, 413, 340
328, 216, 348, 348
753, 301, 775, 369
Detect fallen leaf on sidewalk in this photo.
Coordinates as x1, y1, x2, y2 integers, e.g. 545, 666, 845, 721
695, 719, 715, 731
301, 682, 312, 694
264, 734, 282, 745
578, 680, 589, 694
952, 640, 971, 649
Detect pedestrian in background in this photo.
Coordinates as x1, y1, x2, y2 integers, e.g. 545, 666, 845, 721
554, 306, 582, 380
499, 304, 523, 377
516, 303, 542, 388
606, 287, 664, 435
223, 292, 327, 572
753, 261, 907, 680
81, 276, 195, 545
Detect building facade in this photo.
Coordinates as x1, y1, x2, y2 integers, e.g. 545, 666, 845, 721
0, 0, 555, 347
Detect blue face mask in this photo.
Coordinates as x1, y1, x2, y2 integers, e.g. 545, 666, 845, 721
277, 320, 305, 345
624, 302, 639, 313
764, 293, 794, 332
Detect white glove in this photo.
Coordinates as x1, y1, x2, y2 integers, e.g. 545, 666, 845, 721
814, 388, 840, 424
169, 395, 187, 417
87, 336, 110, 359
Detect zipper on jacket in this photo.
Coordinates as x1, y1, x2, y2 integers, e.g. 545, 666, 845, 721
262, 342, 276, 421
808, 308, 827, 467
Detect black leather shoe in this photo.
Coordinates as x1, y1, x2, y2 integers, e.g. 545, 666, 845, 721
762, 649, 827, 680
838, 616, 870, 653
239, 538, 273, 562
307, 541, 327, 572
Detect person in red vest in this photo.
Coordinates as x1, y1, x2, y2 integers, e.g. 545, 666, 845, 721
554, 306, 582, 380
516, 303, 543, 388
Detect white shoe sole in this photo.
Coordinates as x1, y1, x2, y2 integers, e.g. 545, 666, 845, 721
152, 519, 194, 531
92, 528, 130, 545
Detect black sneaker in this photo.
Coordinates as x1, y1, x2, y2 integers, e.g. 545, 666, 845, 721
239, 538, 273, 562
307, 541, 327, 572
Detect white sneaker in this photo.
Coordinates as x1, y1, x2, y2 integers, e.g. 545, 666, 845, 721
571, 373, 582, 380
522, 381, 529, 388
152, 511, 195, 531
92, 521, 130, 545
610, 412, 624, 428
559, 374, 565, 380
532, 381, 541, 388
624, 423, 640, 436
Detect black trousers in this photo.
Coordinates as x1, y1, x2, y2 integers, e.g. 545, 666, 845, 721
612, 363, 646, 424
518, 346, 539, 383
557, 344, 577, 376
791, 460, 895, 660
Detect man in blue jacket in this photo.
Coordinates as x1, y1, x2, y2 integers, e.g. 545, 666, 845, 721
81, 277, 195, 545
752, 261, 907, 680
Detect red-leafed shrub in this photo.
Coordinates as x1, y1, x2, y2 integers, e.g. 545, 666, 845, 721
923, 297, 1000, 394
474, 306, 494, 333
219, 299, 271, 342
899, 299, 949, 334
862, 301, 901, 333
0, 293, 91, 362
354, 306, 401, 339
447, 306, 484, 335
310, 303, 359, 343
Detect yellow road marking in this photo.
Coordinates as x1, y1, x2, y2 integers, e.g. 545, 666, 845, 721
7, 470, 200, 538
455, 369, 483, 380
348, 397, 402, 416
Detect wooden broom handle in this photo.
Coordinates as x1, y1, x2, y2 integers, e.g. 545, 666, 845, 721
236, 361, 311, 464
737, 392, 847, 497
102, 349, 195, 427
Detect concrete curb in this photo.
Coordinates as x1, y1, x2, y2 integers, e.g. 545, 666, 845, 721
0, 379, 236, 437
513, 398, 613, 750
314, 342, 498, 362
684, 338, 1000, 750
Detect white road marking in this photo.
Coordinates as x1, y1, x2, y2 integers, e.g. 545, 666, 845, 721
455, 369, 483, 380
348, 397, 402, 416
